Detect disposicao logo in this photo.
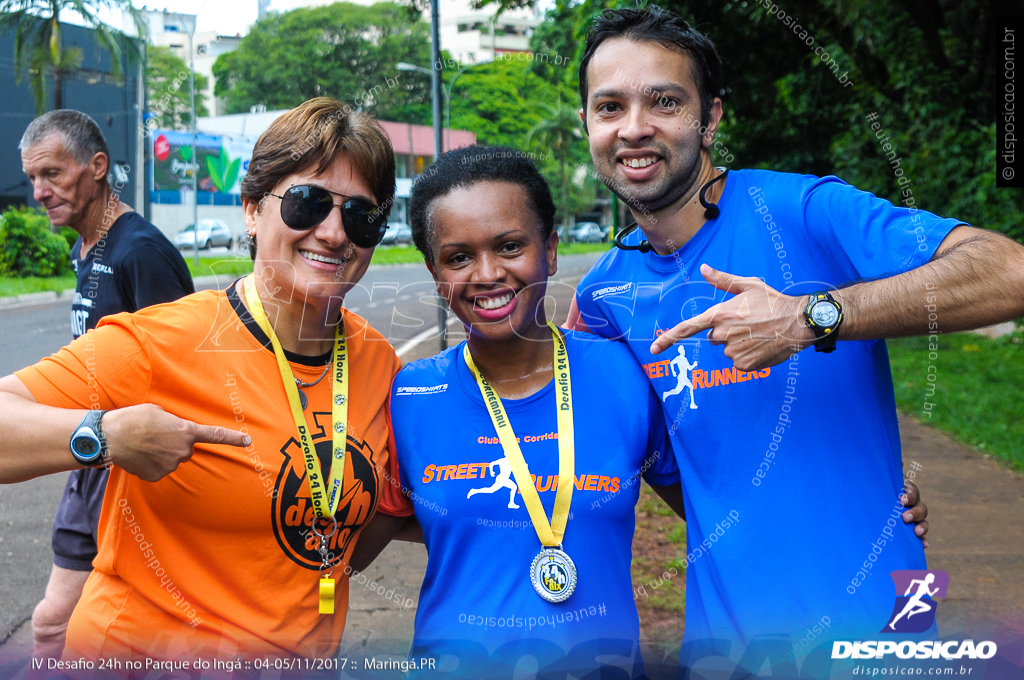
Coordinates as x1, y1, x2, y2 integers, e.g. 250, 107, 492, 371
882, 569, 948, 633
830, 569, 997, 661
831, 640, 996, 661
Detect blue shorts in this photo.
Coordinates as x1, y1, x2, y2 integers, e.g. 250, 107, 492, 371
52, 467, 109, 571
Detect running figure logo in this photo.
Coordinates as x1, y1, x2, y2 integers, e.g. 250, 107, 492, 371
467, 457, 520, 509
662, 345, 698, 409
882, 570, 949, 633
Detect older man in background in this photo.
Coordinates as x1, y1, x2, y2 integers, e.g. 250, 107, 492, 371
19, 110, 194, 658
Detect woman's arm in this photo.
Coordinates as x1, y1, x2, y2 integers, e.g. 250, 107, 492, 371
0, 375, 90, 482
350, 512, 423, 572
0, 374, 250, 484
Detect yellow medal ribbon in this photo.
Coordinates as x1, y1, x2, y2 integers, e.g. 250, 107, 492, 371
243, 275, 347, 614
463, 321, 575, 547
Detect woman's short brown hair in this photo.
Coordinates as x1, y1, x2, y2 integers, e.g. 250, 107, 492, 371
240, 97, 396, 258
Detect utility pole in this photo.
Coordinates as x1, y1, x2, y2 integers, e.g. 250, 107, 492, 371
429, 0, 447, 351
187, 24, 199, 270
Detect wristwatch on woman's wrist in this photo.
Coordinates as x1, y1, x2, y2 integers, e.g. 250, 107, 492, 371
69, 410, 112, 469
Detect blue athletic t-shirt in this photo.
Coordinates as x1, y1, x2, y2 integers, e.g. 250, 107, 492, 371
574, 170, 963, 670
386, 331, 679, 679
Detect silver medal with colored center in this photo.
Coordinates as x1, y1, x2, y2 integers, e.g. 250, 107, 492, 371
530, 547, 576, 603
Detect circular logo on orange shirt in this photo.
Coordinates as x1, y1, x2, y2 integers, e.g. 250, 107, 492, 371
270, 412, 380, 570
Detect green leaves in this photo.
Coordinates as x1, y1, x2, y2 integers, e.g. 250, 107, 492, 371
205, 148, 241, 193
211, 1, 432, 124
0, 206, 71, 277
146, 46, 209, 130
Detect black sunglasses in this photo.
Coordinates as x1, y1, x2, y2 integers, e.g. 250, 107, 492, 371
267, 185, 387, 248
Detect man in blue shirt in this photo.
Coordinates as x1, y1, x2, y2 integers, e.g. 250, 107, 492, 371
19, 109, 194, 659
565, 5, 1024, 675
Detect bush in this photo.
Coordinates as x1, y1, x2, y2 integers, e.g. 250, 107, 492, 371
0, 206, 71, 277
60, 226, 79, 251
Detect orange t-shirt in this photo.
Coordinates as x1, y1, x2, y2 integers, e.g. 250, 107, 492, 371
16, 283, 406, 661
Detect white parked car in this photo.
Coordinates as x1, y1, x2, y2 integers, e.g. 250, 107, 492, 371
569, 222, 608, 243
175, 219, 234, 250
381, 222, 413, 246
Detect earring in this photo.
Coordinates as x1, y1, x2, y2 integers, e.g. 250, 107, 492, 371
246, 232, 256, 245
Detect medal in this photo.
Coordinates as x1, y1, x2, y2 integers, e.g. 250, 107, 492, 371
244, 275, 349, 614
531, 546, 577, 603
465, 322, 577, 602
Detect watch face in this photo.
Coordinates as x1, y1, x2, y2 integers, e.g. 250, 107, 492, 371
811, 301, 839, 328
72, 434, 101, 460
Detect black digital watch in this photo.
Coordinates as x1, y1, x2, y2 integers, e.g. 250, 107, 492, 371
804, 291, 844, 353
69, 410, 111, 468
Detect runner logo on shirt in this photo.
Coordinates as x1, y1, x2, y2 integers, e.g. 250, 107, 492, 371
643, 355, 771, 399
660, 346, 699, 409
466, 457, 520, 509
271, 410, 381, 570
881, 570, 949, 633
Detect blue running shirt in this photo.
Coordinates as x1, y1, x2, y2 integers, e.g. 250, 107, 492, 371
384, 331, 679, 678
574, 170, 963, 672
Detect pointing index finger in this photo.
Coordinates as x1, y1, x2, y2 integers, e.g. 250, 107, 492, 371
191, 422, 252, 448
651, 311, 716, 355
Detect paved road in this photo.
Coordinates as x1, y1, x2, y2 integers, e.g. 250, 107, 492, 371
0, 252, 603, 658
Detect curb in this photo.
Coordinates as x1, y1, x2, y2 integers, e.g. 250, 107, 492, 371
0, 289, 75, 311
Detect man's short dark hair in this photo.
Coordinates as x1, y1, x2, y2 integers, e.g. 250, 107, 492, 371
19, 109, 111, 169
408, 146, 557, 263
578, 5, 723, 127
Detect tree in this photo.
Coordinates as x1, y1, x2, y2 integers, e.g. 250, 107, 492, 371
212, 2, 432, 124
146, 46, 209, 131
442, 57, 595, 221
25, 40, 82, 114
528, 103, 584, 228
0, 0, 146, 113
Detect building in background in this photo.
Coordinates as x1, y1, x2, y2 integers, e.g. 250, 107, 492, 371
123, 8, 242, 116
0, 23, 144, 215
279, 0, 541, 64
144, 109, 475, 242
438, 0, 541, 64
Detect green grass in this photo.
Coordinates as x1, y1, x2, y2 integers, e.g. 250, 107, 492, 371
557, 242, 614, 256
370, 245, 424, 265
887, 328, 1024, 471
0, 275, 77, 298
0, 256, 256, 299
184, 255, 254, 278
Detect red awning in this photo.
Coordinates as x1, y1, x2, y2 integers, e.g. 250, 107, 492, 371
378, 121, 476, 155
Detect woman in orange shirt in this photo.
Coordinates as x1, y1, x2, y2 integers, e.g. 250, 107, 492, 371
0, 98, 408, 662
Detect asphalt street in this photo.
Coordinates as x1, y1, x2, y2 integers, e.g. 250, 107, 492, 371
0, 252, 602, 653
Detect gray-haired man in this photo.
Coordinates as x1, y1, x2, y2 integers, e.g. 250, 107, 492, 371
19, 110, 194, 658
